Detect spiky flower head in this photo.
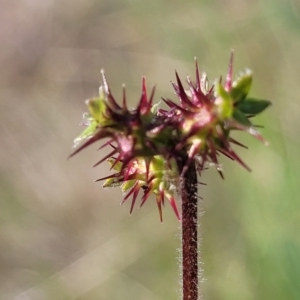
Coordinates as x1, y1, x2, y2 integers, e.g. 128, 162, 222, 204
70, 52, 271, 221
100, 155, 180, 222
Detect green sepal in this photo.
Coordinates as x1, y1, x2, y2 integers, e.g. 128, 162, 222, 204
86, 97, 108, 125
107, 158, 123, 171
103, 177, 122, 188
73, 121, 98, 147
121, 180, 137, 192
237, 98, 271, 115
216, 83, 233, 119
230, 70, 252, 103
232, 108, 252, 127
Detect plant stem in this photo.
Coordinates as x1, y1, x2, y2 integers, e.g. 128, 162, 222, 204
180, 158, 199, 300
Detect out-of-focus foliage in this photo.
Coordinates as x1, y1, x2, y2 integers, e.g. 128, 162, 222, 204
0, 0, 299, 299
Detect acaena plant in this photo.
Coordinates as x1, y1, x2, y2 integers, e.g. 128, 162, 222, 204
70, 51, 271, 300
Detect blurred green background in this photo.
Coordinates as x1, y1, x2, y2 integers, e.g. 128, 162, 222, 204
1, 0, 300, 299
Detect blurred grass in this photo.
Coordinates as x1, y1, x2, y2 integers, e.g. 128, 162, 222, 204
1, 0, 300, 299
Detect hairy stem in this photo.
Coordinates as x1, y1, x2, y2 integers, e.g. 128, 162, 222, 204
179, 158, 199, 300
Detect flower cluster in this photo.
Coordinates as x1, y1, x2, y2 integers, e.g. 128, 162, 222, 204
70, 52, 270, 221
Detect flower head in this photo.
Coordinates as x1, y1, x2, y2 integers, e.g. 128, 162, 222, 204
161, 52, 271, 177
71, 52, 271, 221
99, 155, 180, 222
